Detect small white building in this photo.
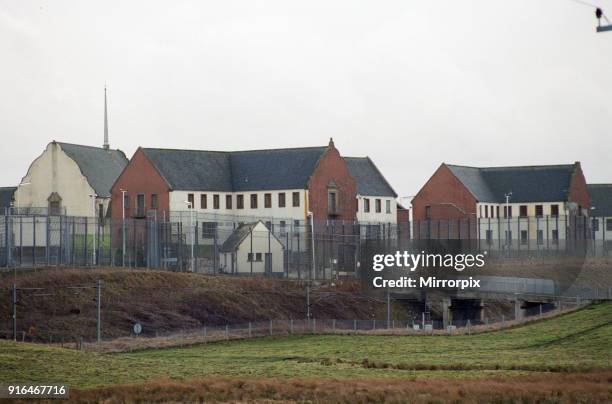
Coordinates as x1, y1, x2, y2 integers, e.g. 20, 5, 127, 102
219, 221, 285, 275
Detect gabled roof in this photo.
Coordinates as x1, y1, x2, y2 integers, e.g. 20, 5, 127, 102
141, 146, 327, 192
446, 163, 577, 203
345, 157, 397, 197
57, 142, 128, 197
0, 187, 16, 210
219, 221, 283, 253
588, 184, 612, 217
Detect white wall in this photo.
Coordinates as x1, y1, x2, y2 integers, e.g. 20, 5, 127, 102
15, 142, 106, 218
592, 216, 612, 240
169, 189, 308, 222
356, 195, 396, 224
220, 222, 285, 274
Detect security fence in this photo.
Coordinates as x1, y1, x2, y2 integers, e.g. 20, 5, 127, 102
1, 211, 610, 274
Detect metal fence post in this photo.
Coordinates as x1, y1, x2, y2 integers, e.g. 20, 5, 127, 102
248, 322, 252, 338
12, 283, 17, 341
269, 319, 273, 336
354, 319, 357, 331
96, 279, 101, 343
225, 324, 229, 340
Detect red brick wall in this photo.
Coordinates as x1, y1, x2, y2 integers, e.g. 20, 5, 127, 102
567, 162, 590, 211
110, 148, 170, 222
411, 163, 477, 221
307, 140, 357, 222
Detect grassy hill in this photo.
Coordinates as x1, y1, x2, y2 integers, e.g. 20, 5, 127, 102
0, 268, 391, 341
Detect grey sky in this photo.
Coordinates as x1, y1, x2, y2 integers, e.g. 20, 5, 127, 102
1, 0, 611, 199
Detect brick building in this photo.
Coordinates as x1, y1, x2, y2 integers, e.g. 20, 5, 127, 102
111, 139, 358, 227
411, 162, 590, 245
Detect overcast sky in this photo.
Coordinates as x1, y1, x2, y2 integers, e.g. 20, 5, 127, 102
1, 0, 611, 199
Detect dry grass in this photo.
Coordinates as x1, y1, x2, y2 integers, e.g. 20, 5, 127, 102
0, 267, 389, 342
24, 371, 612, 403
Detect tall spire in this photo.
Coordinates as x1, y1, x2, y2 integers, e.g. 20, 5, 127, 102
103, 85, 109, 150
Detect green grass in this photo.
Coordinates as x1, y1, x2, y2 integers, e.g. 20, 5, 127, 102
1, 302, 610, 388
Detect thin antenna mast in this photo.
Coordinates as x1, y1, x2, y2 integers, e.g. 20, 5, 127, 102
103, 84, 109, 150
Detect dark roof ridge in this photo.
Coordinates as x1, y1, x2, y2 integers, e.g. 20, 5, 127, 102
141, 145, 327, 154
446, 162, 576, 171
54, 140, 123, 152
588, 183, 612, 187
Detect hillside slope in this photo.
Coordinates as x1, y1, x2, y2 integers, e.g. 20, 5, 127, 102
0, 268, 390, 341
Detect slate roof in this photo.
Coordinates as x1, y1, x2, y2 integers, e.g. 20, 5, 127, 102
219, 222, 259, 252
142, 146, 327, 192
0, 187, 16, 210
446, 163, 577, 203
345, 157, 397, 197
57, 142, 128, 197
588, 184, 612, 217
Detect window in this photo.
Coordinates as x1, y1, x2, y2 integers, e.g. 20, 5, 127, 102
552, 229, 559, 244
486, 230, 493, 245
200, 194, 207, 209
505, 230, 512, 243
425, 205, 431, 219
264, 193, 272, 208
226, 195, 232, 209
250, 194, 258, 209
278, 192, 286, 207
49, 201, 61, 216
98, 203, 104, 221
265, 221, 272, 230
247, 253, 254, 262
496, 206, 500, 218
592, 218, 599, 232
537, 230, 544, 245
364, 198, 371, 213
248, 252, 263, 262
607, 219, 612, 231
213, 194, 220, 209
519, 205, 528, 217
280, 220, 287, 234
551, 204, 559, 217
256, 253, 262, 262
202, 222, 217, 239
328, 191, 338, 214
292, 192, 300, 207
375, 199, 381, 213
504, 206, 513, 218
535, 205, 543, 217
485, 205, 489, 218
187, 193, 194, 208
294, 220, 300, 227
135, 194, 146, 217
520, 230, 528, 244
386, 200, 391, 214
237, 195, 244, 209
151, 194, 158, 210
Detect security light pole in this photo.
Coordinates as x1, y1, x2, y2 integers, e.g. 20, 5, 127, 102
307, 211, 315, 320
89, 194, 97, 265
120, 189, 127, 267
505, 192, 512, 251
184, 201, 194, 271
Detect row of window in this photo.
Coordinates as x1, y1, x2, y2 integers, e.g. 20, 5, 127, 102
187, 192, 301, 210
479, 204, 562, 219
359, 198, 392, 214
485, 229, 560, 245
592, 218, 612, 232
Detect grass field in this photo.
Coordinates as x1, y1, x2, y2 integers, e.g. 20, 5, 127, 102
1, 302, 611, 400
